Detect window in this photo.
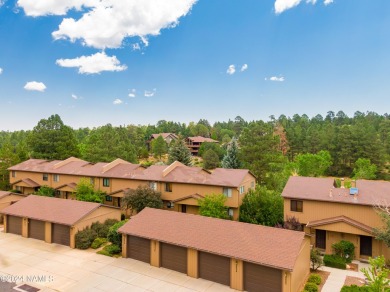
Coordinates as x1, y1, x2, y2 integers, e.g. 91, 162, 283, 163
105, 195, 113, 202
165, 183, 172, 192
43, 173, 48, 181
15, 186, 21, 191
290, 200, 303, 212
90, 178, 95, 185
228, 208, 234, 217
11, 171, 16, 178
223, 187, 232, 198
250, 181, 255, 189
53, 174, 60, 182
103, 178, 110, 187
149, 182, 157, 190
239, 186, 245, 194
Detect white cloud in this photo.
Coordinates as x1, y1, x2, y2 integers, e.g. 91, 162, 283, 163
56, 52, 127, 74
275, 0, 302, 14
71, 94, 81, 100
226, 65, 235, 75
269, 76, 285, 82
18, 0, 197, 49
324, 0, 333, 5
0, 68, 3, 74
132, 43, 141, 51
113, 98, 123, 105
306, 0, 317, 4
240, 64, 248, 72
24, 81, 47, 92
128, 89, 136, 98
144, 89, 156, 97
0, 0, 6, 8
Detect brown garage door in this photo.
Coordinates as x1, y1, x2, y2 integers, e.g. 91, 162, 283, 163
52, 223, 70, 246
7, 215, 22, 235
29, 219, 45, 241
161, 243, 187, 274
127, 236, 150, 263
199, 252, 230, 286
244, 262, 282, 292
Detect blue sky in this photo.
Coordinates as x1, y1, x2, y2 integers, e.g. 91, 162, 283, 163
0, 0, 389, 131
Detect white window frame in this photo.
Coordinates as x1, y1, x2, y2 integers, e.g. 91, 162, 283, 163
53, 174, 60, 182
43, 173, 49, 181
239, 186, 245, 194
11, 171, 16, 178
228, 208, 234, 217
149, 181, 157, 190
223, 187, 232, 198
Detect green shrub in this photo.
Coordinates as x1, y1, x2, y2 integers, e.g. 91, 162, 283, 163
91, 222, 109, 238
310, 248, 323, 271
75, 227, 97, 249
340, 285, 370, 292
97, 249, 112, 257
91, 237, 107, 249
107, 220, 128, 248
104, 218, 119, 227
308, 274, 321, 285
304, 282, 318, 292
332, 240, 355, 263
104, 244, 121, 255
323, 254, 346, 269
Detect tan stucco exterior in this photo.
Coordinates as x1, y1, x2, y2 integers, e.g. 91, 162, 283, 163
10, 169, 256, 220
230, 259, 244, 291
150, 240, 160, 267
284, 198, 390, 260
0, 194, 26, 223
187, 248, 198, 278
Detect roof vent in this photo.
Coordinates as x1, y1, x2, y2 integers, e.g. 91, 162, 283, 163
350, 188, 359, 195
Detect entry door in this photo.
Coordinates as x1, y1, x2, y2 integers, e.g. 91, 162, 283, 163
181, 204, 187, 213
315, 229, 326, 249
360, 236, 372, 257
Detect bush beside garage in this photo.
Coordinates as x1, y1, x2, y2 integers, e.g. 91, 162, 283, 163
1, 195, 121, 248
118, 208, 310, 292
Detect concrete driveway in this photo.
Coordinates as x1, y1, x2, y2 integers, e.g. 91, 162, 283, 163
0, 230, 234, 292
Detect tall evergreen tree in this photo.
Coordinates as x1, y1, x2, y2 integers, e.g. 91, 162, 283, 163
168, 139, 192, 166
27, 114, 79, 160
221, 138, 241, 169
202, 149, 220, 169
151, 135, 167, 160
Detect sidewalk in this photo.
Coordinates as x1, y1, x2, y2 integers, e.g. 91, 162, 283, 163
320, 261, 369, 292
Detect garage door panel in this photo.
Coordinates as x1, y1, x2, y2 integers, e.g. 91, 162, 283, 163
161, 243, 187, 274
244, 262, 281, 292
199, 252, 230, 286
29, 219, 45, 240
7, 216, 22, 235
52, 224, 70, 246
127, 236, 150, 263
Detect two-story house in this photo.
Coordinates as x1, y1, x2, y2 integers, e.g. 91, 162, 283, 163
8, 157, 256, 220
282, 176, 390, 260
185, 136, 218, 156
147, 133, 178, 150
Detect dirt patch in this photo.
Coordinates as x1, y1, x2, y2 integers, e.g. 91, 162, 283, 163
344, 276, 365, 286
347, 262, 359, 272
316, 270, 331, 291
299, 270, 330, 291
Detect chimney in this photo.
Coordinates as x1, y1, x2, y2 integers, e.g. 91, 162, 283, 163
340, 178, 345, 188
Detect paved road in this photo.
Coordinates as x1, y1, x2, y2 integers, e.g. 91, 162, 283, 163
0, 231, 233, 292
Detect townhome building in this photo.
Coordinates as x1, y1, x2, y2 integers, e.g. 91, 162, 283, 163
282, 176, 390, 260
8, 157, 255, 220
185, 136, 218, 156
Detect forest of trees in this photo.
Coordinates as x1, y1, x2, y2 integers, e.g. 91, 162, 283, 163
0, 111, 389, 192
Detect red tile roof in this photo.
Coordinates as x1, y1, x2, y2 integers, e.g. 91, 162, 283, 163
282, 176, 390, 207
11, 178, 41, 188
171, 193, 204, 203
9, 158, 254, 188
0, 191, 25, 199
306, 216, 373, 235
119, 208, 305, 271
0, 195, 105, 225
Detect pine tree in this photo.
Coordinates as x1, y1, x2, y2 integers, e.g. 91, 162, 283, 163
203, 149, 220, 169
221, 138, 241, 169
168, 139, 192, 166
151, 135, 167, 160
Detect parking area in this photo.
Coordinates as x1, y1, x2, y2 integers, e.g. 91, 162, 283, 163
0, 228, 233, 292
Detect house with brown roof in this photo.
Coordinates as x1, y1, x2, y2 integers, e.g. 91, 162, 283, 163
119, 208, 310, 292
0, 191, 26, 223
1, 195, 121, 248
282, 176, 390, 260
147, 133, 178, 150
185, 136, 218, 156
8, 157, 256, 220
